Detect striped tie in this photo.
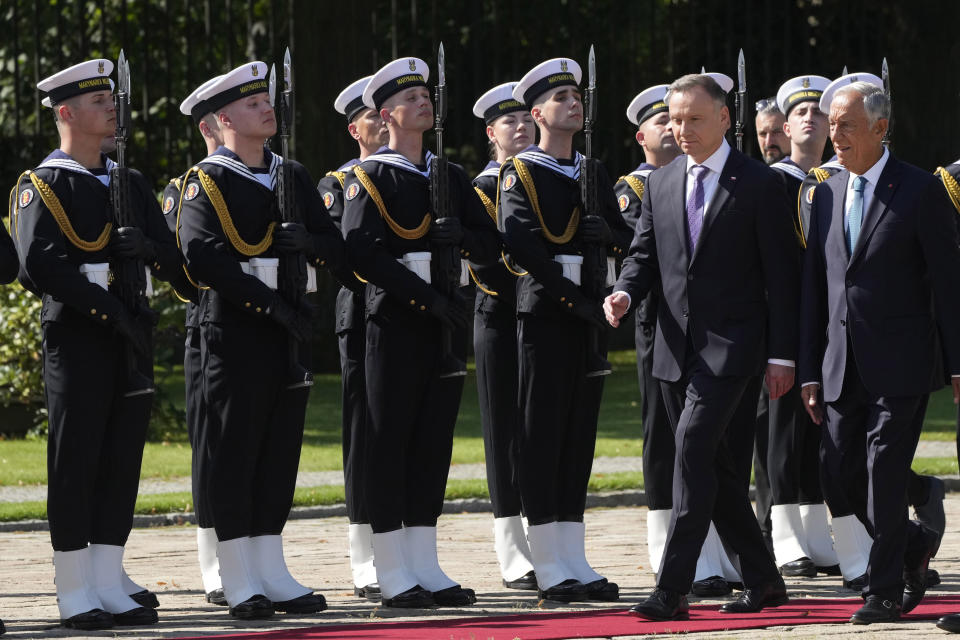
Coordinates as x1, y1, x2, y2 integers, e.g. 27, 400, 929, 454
686, 164, 707, 250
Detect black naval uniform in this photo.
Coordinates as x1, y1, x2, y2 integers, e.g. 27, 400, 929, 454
936, 161, 960, 461
342, 146, 498, 534
160, 177, 210, 528
317, 160, 369, 528
177, 146, 345, 542
11, 150, 179, 551
471, 160, 523, 519
1, 217, 16, 284
498, 146, 632, 525
615, 163, 672, 512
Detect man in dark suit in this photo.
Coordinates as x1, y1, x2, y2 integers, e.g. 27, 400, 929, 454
604, 73, 799, 620
800, 80, 960, 624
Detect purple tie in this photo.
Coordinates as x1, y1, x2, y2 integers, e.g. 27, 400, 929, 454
687, 164, 707, 251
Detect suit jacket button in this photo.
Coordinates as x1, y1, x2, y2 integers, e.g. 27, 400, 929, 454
840, 319, 846, 326
687, 274, 694, 281
846, 279, 852, 287
682, 311, 689, 318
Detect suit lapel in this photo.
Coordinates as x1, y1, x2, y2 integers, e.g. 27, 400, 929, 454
830, 171, 849, 260
690, 150, 744, 267
849, 157, 900, 267
664, 159, 691, 266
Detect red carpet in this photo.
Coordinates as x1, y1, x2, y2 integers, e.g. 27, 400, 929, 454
179, 595, 960, 639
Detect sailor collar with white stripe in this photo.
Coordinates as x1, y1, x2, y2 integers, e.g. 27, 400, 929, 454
476, 160, 501, 180
629, 162, 657, 178
198, 145, 282, 190
770, 157, 807, 181
817, 158, 845, 173
338, 158, 361, 172
362, 146, 435, 179
37, 149, 117, 186
514, 145, 583, 181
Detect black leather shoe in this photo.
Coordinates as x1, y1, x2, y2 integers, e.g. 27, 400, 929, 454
538, 579, 588, 603
129, 589, 159, 609
719, 580, 789, 613
0, 617, 5, 635
113, 606, 158, 626
583, 578, 619, 601
928, 569, 941, 587
914, 477, 945, 555
229, 594, 274, 619
382, 585, 435, 608
273, 592, 327, 613
628, 588, 689, 621
62, 609, 114, 630
817, 564, 842, 576
432, 585, 476, 606
354, 584, 382, 600
850, 594, 900, 624
206, 588, 228, 606
938, 613, 960, 633
691, 575, 731, 597
503, 570, 538, 590
903, 526, 939, 613
843, 573, 868, 592
779, 557, 817, 577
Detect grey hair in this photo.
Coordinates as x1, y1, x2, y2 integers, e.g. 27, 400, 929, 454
756, 98, 782, 117
665, 74, 727, 108
833, 82, 891, 126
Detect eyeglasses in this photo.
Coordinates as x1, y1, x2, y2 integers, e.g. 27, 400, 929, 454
755, 97, 777, 112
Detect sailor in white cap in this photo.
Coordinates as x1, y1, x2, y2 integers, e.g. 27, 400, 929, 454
468, 82, 537, 592
178, 60, 346, 619
341, 55, 499, 608
499, 57, 633, 604
12, 58, 184, 629
157, 75, 226, 607
316, 74, 387, 602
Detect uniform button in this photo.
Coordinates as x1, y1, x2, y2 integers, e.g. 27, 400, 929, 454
101, 314, 108, 320
245, 302, 251, 307
420, 305, 426, 311
320, 260, 326, 266
90, 308, 97, 315
409, 299, 416, 305
256, 307, 262, 313
464, 251, 470, 257
567, 302, 573, 308
560, 296, 566, 302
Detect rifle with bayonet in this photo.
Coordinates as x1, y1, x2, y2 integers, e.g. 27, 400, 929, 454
430, 42, 468, 378
271, 47, 313, 389
882, 57, 892, 149
110, 49, 155, 398
580, 44, 613, 378
735, 48, 746, 153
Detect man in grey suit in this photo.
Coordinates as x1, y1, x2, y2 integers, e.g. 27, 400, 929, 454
799, 80, 960, 624
605, 73, 799, 620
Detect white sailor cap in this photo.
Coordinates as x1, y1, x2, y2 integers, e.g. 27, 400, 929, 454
626, 84, 669, 126
473, 82, 525, 124
702, 72, 734, 94
179, 75, 224, 124
819, 72, 883, 112
776, 75, 830, 116
362, 58, 429, 110
38, 59, 114, 108
513, 58, 582, 105
198, 62, 269, 113
334, 76, 373, 122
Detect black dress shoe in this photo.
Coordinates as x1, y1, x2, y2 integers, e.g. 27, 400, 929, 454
628, 588, 689, 621
206, 588, 228, 606
691, 575, 731, 597
432, 585, 476, 606
779, 557, 817, 578
129, 589, 159, 609
583, 578, 619, 601
62, 609, 114, 630
938, 613, 960, 633
843, 573, 868, 592
0, 617, 5, 635
354, 584, 382, 600
382, 585, 435, 608
113, 606, 159, 626
719, 580, 788, 613
850, 594, 900, 624
503, 570, 538, 590
903, 526, 939, 613
928, 569, 941, 587
273, 592, 327, 613
914, 477, 945, 555
538, 579, 588, 603
817, 564, 842, 576
229, 594, 274, 619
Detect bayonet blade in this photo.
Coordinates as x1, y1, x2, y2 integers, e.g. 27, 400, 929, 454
438, 42, 445, 87
117, 49, 128, 96
269, 63, 277, 108
283, 46, 292, 92
881, 57, 890, 95
588, 44, 596, 90
842, 65, 848, 76
737, 48, 746, 92
701, 66, 706, 74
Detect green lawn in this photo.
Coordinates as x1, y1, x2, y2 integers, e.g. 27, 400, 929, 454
0, 349, 954, 487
